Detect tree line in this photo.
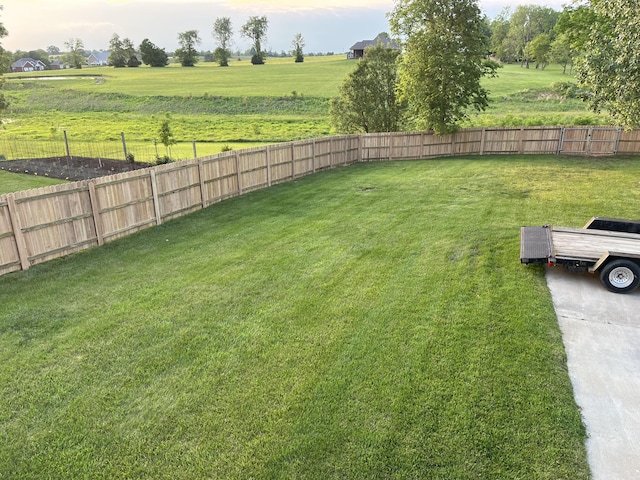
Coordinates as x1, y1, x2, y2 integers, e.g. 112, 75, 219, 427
2, 14, 308, 70
330, 0, 640, 135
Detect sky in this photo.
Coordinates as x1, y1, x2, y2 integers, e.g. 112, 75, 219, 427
2, 0, 567, 54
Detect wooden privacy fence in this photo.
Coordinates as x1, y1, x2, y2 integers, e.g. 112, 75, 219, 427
2, 127, 640, 277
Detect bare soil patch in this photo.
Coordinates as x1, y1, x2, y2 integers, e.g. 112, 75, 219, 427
0, 156, 153, 181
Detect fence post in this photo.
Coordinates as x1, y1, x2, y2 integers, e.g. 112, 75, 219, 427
149, 169, 163, 226
87, 180, 104, 246
557, 127, 565, 155
6, 194, 29, 271
448, 131, 454, 157
291, 143, 296, 179
342, 137, 348, 166
479, 128, 486, 155
235, 151, 243, 195
389, 132, 393, 161
63, 130, 71, 159
192, 141, 197, 159
357, 135, 362, 163
329, 138, 334, 168
265, 145, 272, 187
586, 127, 593, 154
518, 128, 525, 154
312, 139, 316, 172
197, 158, 207, 209
614, 127, 623, 154
121, 132, 128, 161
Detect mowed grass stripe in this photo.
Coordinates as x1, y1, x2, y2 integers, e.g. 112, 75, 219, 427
4, 154, 630, 478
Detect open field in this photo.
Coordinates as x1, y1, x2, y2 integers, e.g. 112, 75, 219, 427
0, 58, 608, 161
6, 153, 638, 478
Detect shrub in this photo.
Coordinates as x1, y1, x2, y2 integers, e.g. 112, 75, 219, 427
156, 155, 174, 165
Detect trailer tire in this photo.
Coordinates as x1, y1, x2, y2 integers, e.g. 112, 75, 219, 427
599, 259, 640, 293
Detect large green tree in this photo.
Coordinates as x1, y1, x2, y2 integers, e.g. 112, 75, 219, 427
389, 0, 495, 134
241, 16, 268, 65
330, 44, 406, 133
212, 17, 233, 67
139, 39, 168, 67
175, 30, 201, 67
108, 34, 127, 67
577, 0, 640, 128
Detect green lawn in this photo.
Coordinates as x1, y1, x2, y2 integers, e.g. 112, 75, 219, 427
0, 169, 65, 194
4, 154, 632, 478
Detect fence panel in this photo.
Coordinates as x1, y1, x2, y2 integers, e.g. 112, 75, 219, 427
269, 144, 294, 185
618, 129, 640, 154
239, 148, 269, 192
293, 140, 315, 177
313, 138, 334, 170
93, 171, 157, 242
200, 153, 239, 204
0, 197, 21, 275
154, 160, 203, 222
11, 183, 97, 267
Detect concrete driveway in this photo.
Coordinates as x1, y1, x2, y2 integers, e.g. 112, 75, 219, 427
546, 267, 640, 480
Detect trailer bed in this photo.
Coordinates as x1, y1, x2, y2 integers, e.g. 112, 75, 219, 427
551, 227, 640, 261
521, 217, 640, 265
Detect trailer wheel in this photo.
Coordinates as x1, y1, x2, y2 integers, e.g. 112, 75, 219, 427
599, 259, 640, 293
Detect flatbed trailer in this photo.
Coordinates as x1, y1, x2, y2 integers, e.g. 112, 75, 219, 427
520, 217, 640, 293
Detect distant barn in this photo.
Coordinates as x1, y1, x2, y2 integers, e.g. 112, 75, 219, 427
348, 33, 399, 59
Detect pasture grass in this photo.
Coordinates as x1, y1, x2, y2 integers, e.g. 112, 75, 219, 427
3, 154, 632, 478
1, 60, 609, 156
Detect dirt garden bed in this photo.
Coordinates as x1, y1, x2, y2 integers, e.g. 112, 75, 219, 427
0, 156, 153, 181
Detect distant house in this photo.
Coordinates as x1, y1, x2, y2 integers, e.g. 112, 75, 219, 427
87, 51, 110, 67
348, 33, 399, 60
49, 60, 64, 70
11, 58, 47, 73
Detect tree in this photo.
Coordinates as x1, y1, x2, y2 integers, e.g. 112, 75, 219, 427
212, 17, 232, 67
64, 38, 85, 69
389, 0, 496, 134
139, 39, 168, 67
241, 16, 268, 65
529, 33, 551, 69
489, 8, 512, 61
550, 32, 574, 74
291, 33, 304, 63
46, 45, 60, 55
157, 114, 176, 160
108, 34, 127, 67
555, 2, 594, 55
123, 38, 140, 67
330, 44, 406, 133
577, 0, 640, 128
175, 30, 201, 67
